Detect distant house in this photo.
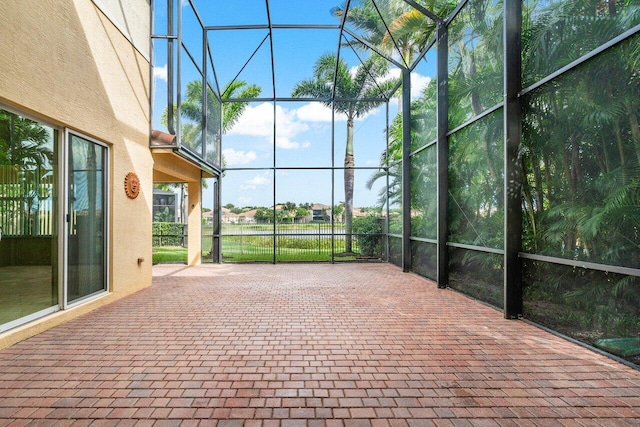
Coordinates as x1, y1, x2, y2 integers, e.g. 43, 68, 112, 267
352, 207, 368, 218
220, 207, 258, 224
308, 204, 368, 222
311, 204, 331, 222
221, 207, 239, 224
202, 210, 214, 224
238, 209, 257, 224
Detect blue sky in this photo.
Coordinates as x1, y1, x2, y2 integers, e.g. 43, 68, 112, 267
152, 0, 437, 209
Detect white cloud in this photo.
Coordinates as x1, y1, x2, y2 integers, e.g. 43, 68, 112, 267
247, 174, 270, 186
275, 105, 309, 138
227, 103, 274, 137
388, 69, 401, 81
295, 102, 380, 123
295, 103, 348, 123
240, 172, 271, 190
222, 148, 257, 166
153, 64, 167, 82
276, 138, 312, 150
238, 197, 252, 204
276, 137, 297, 149
227, 102, 310, 141
411, 74, 432, 99
388, 69, 432, 100
227, 103, 315, 151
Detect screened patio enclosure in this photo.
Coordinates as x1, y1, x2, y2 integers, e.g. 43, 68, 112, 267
151, 0, 640, 365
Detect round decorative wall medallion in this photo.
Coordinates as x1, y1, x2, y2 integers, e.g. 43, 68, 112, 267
124, 172, 140, 199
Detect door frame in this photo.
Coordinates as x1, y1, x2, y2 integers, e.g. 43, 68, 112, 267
62, 129, 110, 309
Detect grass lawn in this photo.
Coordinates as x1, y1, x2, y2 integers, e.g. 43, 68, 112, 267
156, 224, 375, 263
152, 246, 187, 264
219, 234, 354, 262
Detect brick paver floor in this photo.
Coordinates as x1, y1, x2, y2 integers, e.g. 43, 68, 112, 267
1, 263, 640, 426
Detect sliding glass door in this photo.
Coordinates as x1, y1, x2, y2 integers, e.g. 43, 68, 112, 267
66, 132, 107, 305
0, 114, 110, 331
0, 109, 59, 330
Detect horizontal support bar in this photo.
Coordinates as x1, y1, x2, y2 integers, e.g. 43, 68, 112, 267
519, 253, 640, 278
221, 233, 387, 237
446, 102, 503, 137
409, 236, 438, 244
206, 24, 341, 31
221, 97, 390, 103
410, 138, 437, 157
446, 241, 505, 255
223, 166, 388, 171
521, 23, 640, 96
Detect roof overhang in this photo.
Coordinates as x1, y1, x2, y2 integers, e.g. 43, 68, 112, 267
151, 130, 216, 181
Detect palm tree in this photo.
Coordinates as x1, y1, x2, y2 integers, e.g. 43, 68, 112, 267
332, 0, 457, 65
180, 79, 261, 134
518, 0, 640, 340
219, 81, 262, 134
521, 0, 640, 261
164, 79, 261, 162
0, 110, 53, 236
292, 53, 398, 252
161, 79, 261, 222
0, 111, 52, 169
332, 0, 411, 60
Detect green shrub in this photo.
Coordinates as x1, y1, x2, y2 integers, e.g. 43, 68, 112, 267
152, 222, 186, 246
353, 215, 383, 257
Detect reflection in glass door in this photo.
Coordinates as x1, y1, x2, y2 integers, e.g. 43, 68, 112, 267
0, 109, 59, 331
66, 133, 107, 305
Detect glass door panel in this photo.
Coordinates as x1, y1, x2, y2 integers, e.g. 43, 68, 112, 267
66, 133, 107, 304
0, 109, 58, 329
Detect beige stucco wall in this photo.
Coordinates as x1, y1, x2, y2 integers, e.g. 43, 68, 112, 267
92, 0, 151, 59
152, 152, 204, 266
0, 0, 152, 347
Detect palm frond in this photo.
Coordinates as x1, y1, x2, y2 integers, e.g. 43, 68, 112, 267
291, 80, 333, 107
222, 84, 262, 133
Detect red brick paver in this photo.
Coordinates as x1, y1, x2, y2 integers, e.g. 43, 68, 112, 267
1, 263, 639, 425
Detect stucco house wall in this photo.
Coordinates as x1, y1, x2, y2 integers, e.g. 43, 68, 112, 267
0, 0, 153, 348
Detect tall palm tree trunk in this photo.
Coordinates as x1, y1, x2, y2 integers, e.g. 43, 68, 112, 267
344, 118, 355, 253
613, 124, 626, 182
627, 110, 640, 166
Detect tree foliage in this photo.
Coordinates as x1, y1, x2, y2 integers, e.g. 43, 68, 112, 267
292, 53, 398, 252
0, 110, 54, 236
352, 214, 384, 257
521, 0, 640, 268
332, 0, 458, 65
0, 111, 52, 169
163, 79, 261, 165
362, 0, 640, 338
